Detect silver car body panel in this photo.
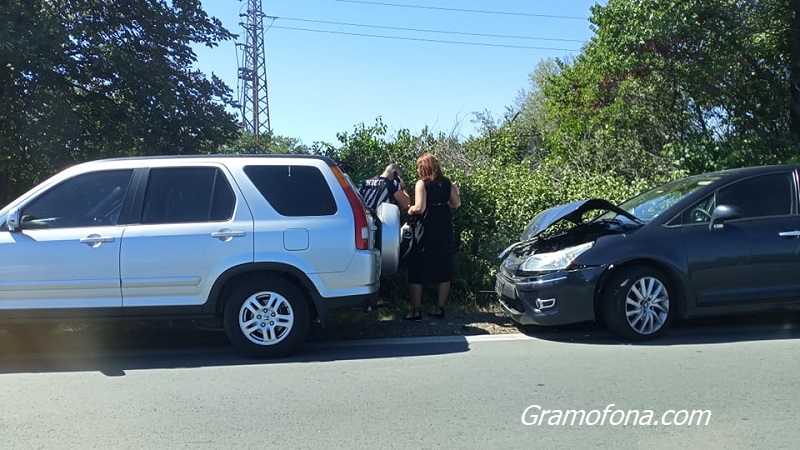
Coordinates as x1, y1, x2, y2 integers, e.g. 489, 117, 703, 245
0, 156, 389, 311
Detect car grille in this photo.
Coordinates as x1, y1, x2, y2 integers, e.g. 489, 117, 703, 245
500, 295, 526, 314
496, 276, 526, 313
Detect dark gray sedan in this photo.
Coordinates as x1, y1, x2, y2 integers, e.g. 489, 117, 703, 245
496, 164, 800, 340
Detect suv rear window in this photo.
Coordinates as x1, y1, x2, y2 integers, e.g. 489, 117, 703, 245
244, 165, 337, 216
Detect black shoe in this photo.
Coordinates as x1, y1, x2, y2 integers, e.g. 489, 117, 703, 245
403, 308, 422, 322
430, 306, 445, 319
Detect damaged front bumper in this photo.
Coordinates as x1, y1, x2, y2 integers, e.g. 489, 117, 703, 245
495, 266, 605, 326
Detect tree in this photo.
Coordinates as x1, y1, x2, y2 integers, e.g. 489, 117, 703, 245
525, 0, 800, 179
588, 0, 800, 170
0, 0, 239, 201
220, 132, 310, 155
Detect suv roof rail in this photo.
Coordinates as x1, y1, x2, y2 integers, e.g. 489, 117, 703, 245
91, 153, 339, 165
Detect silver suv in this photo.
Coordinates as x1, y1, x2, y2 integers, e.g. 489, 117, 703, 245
0, 155, 400, 357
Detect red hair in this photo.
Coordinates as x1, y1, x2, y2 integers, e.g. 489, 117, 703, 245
416, 153, 442, 182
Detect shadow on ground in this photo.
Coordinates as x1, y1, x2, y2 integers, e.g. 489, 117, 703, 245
514, 310, 800, 346
0, 313, 485, 375
2, 302, 797, 374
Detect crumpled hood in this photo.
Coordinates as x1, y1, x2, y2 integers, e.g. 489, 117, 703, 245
520, 199, 640, 240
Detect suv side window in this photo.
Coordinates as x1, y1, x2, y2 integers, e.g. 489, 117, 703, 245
244, 165, 337, 216
717, 172, 795, 219
141, 167, 235, 224
20, 169, 134, 229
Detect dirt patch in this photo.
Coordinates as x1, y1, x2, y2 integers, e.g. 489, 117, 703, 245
317, 301, 520, 341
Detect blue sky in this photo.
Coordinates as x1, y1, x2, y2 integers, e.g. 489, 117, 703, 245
193, 0, 600, 145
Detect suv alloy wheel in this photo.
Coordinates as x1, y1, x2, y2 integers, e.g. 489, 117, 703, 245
223, 277, 311, 358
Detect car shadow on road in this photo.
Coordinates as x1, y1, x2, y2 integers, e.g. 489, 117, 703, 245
0, 321, 471, 375
515, 311, 800, 346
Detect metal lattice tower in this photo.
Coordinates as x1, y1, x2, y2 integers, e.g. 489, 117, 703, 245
237, 0, 271, 138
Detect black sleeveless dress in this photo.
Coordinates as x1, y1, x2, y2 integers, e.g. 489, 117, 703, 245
408, 178, 454, 284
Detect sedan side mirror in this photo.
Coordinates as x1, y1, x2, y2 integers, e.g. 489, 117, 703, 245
709, 205, 742, 231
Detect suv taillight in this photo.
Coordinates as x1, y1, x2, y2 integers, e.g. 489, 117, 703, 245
331, 165, 370, 250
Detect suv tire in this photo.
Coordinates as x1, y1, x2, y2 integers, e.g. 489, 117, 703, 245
224, 277, 311, 358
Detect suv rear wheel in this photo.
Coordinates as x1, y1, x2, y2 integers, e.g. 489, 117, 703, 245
224, 277, 310, 358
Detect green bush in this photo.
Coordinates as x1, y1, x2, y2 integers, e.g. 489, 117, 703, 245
448, 156, 653, 302
319, 119, 661, 306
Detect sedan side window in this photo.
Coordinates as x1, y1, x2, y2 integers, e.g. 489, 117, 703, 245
141, 167, 235, 224
680, 194, 716, 225
716, 172, 795, 219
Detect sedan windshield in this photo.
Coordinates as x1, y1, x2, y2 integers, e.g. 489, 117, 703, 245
615, 173, 725, 222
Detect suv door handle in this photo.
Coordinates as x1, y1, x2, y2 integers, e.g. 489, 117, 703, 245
211, 229, 246, 241
80, 235, 115, 247
778, 231, 800, 238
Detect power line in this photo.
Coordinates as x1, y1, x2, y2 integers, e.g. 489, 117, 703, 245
269, 25, 581, 51
334, 0, 589, 20
278, 16, 586, 43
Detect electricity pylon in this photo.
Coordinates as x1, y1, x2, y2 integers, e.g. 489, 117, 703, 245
237, 0, 271, 138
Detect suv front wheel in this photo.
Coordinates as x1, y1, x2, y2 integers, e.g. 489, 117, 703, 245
224, 277, 311, 358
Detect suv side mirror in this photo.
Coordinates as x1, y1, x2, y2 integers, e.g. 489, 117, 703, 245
709, 205, 742, 231
6, 208, 21, 232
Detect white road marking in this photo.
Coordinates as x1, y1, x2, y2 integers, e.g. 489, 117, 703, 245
311, 332, 536, 348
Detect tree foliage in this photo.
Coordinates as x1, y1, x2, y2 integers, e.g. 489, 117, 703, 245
0, 0, 239, 201
220, 132, 310, 155
316, 117, 466, 186
535, 0, 800, 178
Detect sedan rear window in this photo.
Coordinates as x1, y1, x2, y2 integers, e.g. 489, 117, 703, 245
717, 172, 795, 218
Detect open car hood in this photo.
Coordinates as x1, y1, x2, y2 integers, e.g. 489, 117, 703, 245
520, 199, 641, 240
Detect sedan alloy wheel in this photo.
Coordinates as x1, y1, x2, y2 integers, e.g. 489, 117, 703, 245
624, 276, 670, 335
603, 267, 674, 341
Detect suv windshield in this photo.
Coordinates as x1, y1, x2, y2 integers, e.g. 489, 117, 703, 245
612, 173, 725, 223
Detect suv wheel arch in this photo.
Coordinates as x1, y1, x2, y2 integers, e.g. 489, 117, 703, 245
206, 263, 321, 320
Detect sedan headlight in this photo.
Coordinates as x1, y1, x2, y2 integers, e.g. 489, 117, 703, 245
519, 242, 593, 272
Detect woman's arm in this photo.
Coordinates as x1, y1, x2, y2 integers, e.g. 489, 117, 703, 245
408, 180, 427, 215
449, 181, 461, 209
393, 178, 411, 210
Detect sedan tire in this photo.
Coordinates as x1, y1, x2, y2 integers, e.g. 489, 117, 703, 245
224, 277, 310, 358
602, 267, 674, 341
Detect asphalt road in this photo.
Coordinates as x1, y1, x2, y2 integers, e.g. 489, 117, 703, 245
0, 318, 798, 449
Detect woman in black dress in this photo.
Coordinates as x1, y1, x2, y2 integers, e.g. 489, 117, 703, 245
404, 153, 461, 321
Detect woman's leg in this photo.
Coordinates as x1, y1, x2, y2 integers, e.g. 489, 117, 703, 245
408, 283, 423, 308
436, 281, 450, 308
428, 281, 450, 318
406, 282, 423, 319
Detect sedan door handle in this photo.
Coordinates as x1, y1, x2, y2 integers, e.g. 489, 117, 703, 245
211, 229, 246, 241
778, 231, 800, 238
